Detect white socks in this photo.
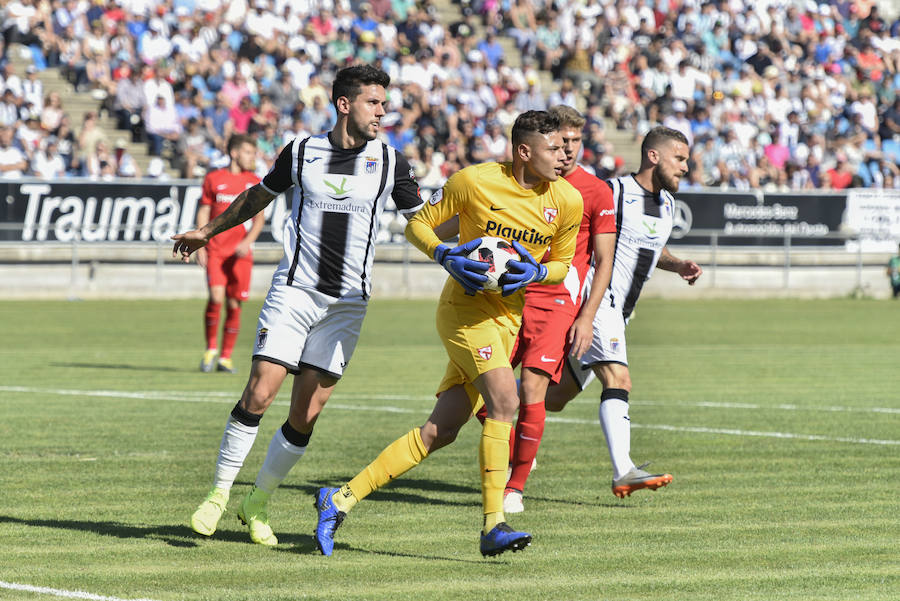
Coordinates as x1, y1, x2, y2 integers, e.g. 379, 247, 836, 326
599, 396, 635, 481
255, 427, 307, 493
212, 417, 259, 491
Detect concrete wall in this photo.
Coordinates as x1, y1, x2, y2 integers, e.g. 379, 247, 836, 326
0, 257, 893, 300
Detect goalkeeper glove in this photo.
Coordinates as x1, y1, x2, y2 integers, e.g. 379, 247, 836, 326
499, 239, 548, 296
434, 238, 489, 295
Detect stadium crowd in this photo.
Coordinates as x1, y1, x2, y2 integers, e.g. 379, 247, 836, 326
0, 0, 898, 191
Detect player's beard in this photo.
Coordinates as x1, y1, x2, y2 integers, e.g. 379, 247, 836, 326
655, 166, 681, 193
349, 114, 378, 143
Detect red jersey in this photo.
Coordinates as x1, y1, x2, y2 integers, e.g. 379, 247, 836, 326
200, 168, 261, 255
524, 165, 615, 309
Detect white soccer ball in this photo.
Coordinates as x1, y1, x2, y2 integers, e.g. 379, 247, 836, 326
468, 236, 520, 293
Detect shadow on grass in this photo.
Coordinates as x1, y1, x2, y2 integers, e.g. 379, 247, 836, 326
524, 494, 642, 509
0, 514, 310, 548
239, 477, 482, 508
278, 543, 496, 564
49, 362, 182, 373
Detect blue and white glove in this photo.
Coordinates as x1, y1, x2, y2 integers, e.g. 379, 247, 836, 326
434, 238, 489, 295
499, 239, 548, 296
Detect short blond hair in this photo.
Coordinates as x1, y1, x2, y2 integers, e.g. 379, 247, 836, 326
548, 105, 586, 130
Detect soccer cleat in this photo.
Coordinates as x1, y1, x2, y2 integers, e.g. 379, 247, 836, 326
612, 462, 673, 498
190, 487, 229, 536
480, 522, 532, 557
313, 487, 345, 556
236, 486, 278, 546
216, 357, 237, 373
503, 488, 524, 514
200, 349, 217, 373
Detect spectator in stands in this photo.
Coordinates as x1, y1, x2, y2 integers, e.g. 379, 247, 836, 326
301, 94, 334, 135
84, 139, 116, 180
21, 65, 43, 109
7, 0, 894, 194
32, 136, 66, 179
77, 111, 106, 164
0, 89, 21, 127
113, 66, 145, 142
16, 115, 43, 161
113, 138, 141, 178
2, 0, 44, 62
0, 126, 28, 179
825, 152, 856, 189
227, 95, 257, 136
145, 95, 182, 157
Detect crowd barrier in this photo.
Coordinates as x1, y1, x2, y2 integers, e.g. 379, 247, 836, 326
1, 178, 899, 299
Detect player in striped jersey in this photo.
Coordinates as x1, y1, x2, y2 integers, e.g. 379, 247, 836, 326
547, 126, 702, 498
174, 65, 424, 545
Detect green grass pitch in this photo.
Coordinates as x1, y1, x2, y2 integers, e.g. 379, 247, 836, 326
0, 298, 897, 601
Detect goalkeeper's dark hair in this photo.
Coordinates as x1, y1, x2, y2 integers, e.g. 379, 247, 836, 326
331, 65, 390, 109
641, 126, 689, 157
511, 110, 560, 148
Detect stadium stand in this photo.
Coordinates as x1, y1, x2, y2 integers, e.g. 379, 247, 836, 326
0, 0, 898, 190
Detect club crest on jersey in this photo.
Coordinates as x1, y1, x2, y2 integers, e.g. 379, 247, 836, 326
429, 189, 443, 205
543, 207, 558, 223
477, 345, 493, 361
365, 157, 379, 174
257, 328, 268, 349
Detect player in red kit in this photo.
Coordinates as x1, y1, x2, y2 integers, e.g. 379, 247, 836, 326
473, 106, 617, 513
197, 135, 265, 373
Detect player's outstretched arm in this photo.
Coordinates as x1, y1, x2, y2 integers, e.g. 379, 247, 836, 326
173, 185, 276, 262
568, 231, 616, 358
657, 246, 702, 285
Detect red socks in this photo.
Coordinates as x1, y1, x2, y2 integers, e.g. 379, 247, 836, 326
507, 402, 545, 492
205, 300, 221, 351
221, 304, 241, 359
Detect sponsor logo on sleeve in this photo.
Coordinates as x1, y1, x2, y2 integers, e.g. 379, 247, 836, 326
429, 189, 443, 205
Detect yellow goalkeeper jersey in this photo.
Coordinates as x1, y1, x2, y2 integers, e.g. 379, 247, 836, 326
406, 161, 583, 323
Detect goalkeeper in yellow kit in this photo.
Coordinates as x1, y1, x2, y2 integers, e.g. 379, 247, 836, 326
313, 111, 583, 557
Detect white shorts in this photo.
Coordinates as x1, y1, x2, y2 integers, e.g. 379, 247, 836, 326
565, 304, 625, 384
253, 284, 367, 378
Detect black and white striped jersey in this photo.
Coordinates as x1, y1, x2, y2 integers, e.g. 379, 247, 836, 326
601, 175, 675, 320
260, 134, 424, 300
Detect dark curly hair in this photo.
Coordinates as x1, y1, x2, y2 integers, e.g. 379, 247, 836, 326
331, 65, 391, 109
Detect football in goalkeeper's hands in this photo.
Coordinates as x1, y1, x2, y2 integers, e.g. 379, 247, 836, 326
467, 236, 520, 293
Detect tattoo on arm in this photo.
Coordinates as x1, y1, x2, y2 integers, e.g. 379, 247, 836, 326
656, 247, 679, 271
207, 186, 275, 238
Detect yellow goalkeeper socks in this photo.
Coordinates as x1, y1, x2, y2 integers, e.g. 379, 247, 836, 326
480, 418, 511, 534
336, 428, 429, 513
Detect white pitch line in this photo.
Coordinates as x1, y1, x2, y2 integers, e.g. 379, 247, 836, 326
1, 386, 897, 446
543, 416, 900, 446
3, 385, 898, 415
0, 581, 160, 601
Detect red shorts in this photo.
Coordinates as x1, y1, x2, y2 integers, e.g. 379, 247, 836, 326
510, 302, 578, 384
206, 252, 253, 301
